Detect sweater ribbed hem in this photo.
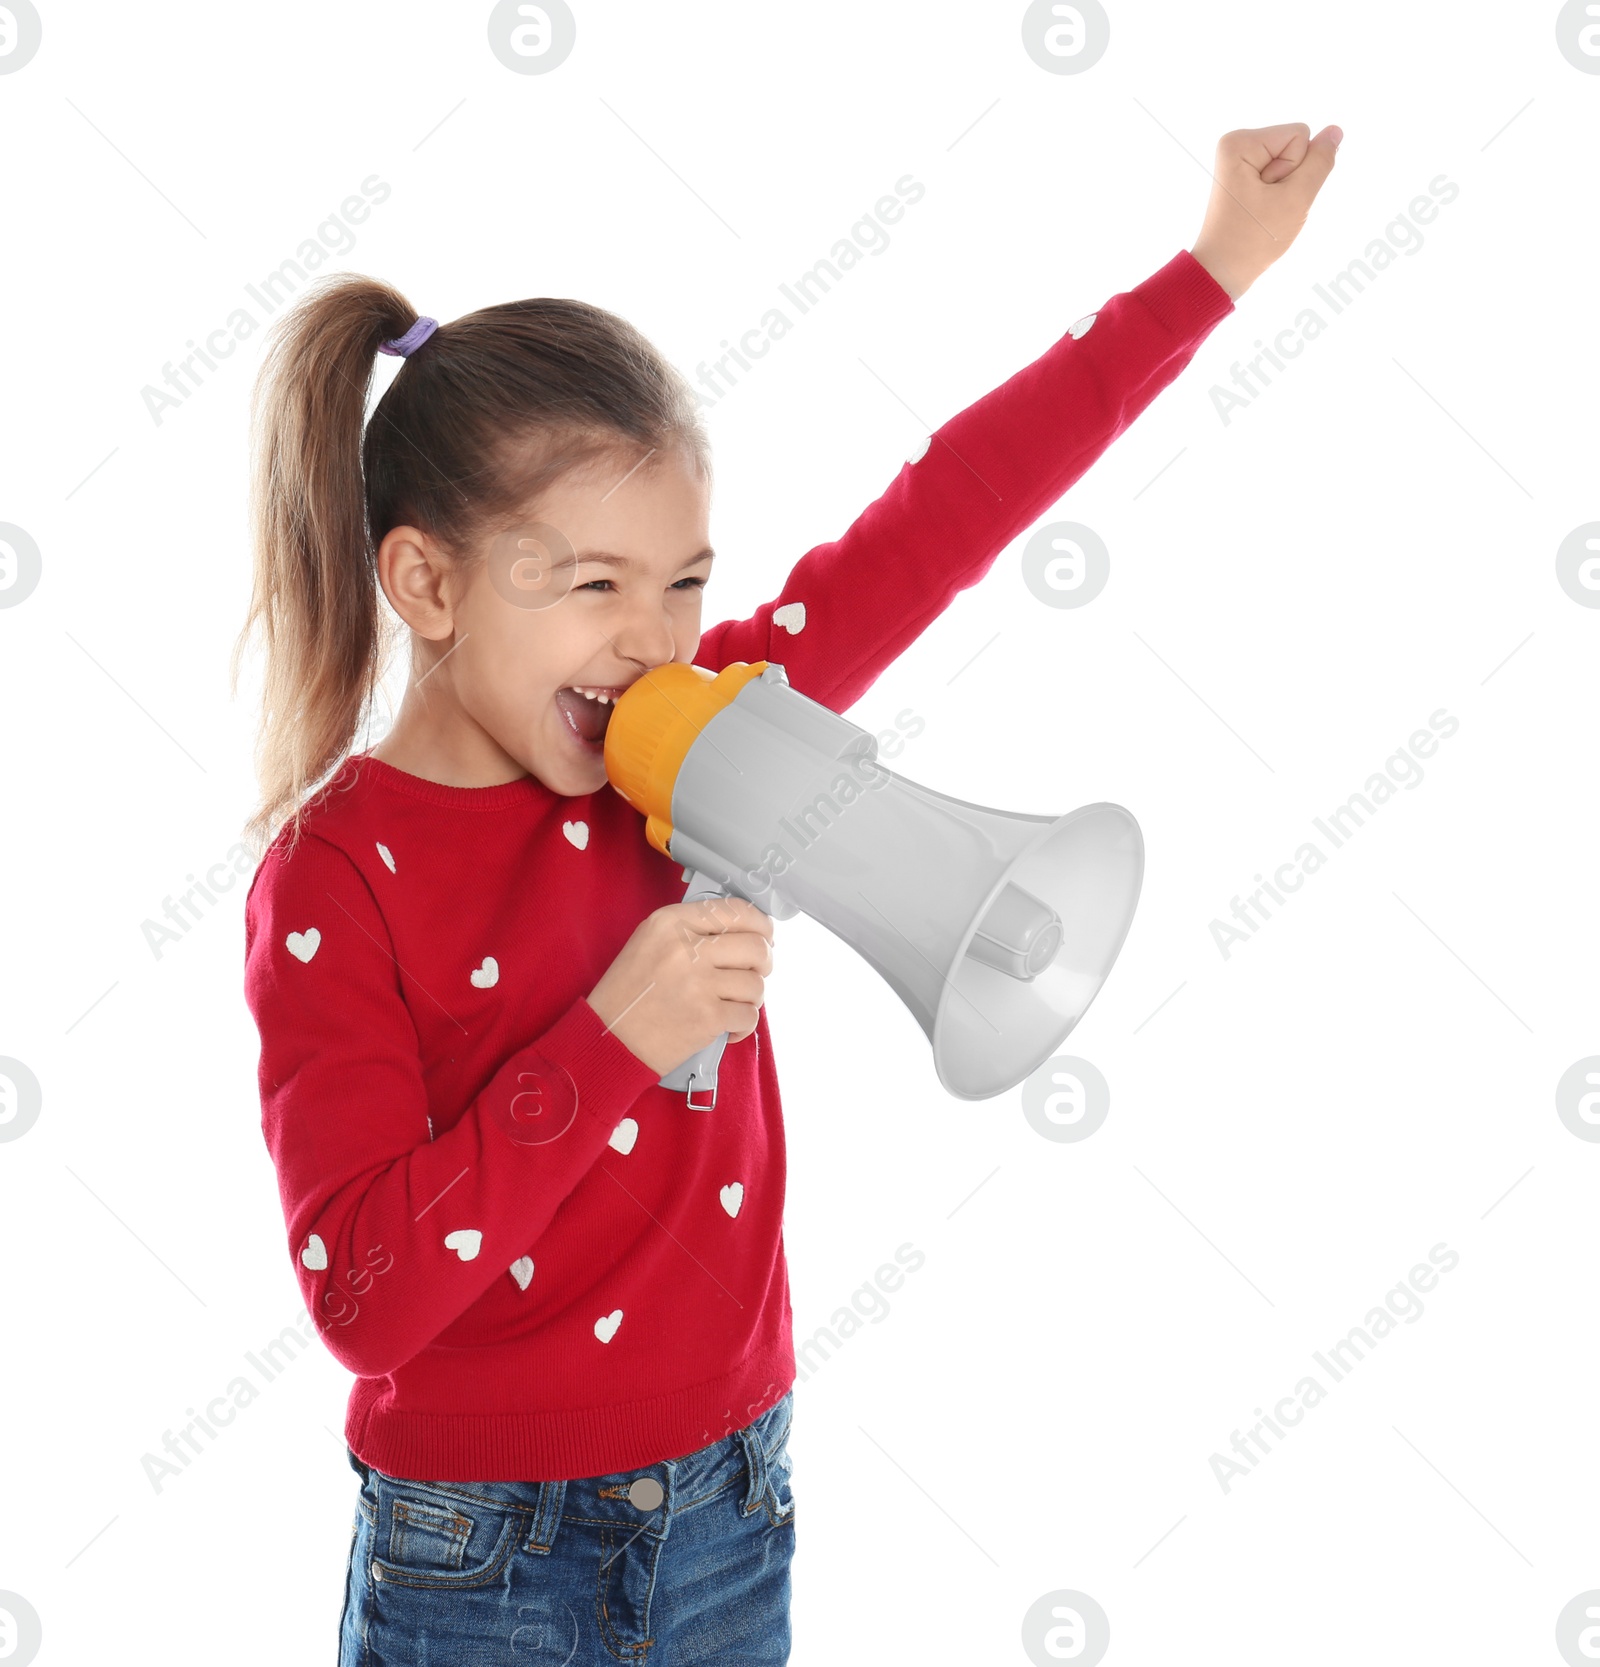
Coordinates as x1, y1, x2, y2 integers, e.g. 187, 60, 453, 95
1133, 248, 1236, 337
347, 1339, 797, 1482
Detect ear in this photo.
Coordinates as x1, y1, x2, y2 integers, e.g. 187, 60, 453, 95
376, 525, 458, 640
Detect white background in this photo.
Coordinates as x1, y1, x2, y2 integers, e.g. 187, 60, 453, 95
2, 2, 1597, 1663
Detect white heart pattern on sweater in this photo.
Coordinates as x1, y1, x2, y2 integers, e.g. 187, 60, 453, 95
286, 928, 321, 964
609, 1118, 638, 1155
720, 1182, 743, 1218
470, 957, 499, 989
906, 434, 932, 464
376, 842, 396, 873
444, 1229, 482, 1261
772, 602, 806, 634
594, 1308, 623, 1343
1067, 312, 1097, 338
563, 820, 589, 850
509, 1257, 534, 1291
300, 1233, 328, 1270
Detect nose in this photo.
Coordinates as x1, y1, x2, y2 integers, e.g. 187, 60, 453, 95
611, 589, 681, 672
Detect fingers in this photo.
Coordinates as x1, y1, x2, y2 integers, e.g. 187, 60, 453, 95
719, 990, 764, 1044
716, 968, 767, 1008
1249, 121, 1313, 153
670, 898, 774, 977
724, 1009, 762, 1045
713, 897, 773, 941
1221, 122, 1338, 186
681, 895, 774, 943
708, 931, 774, 975
1217, 122, 1340, 204
1221, 122, 1309, 167
1259, 146, 1304, 186
1277, 127, 1342, 203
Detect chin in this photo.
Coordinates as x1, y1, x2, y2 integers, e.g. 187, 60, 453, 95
542, 754, 608, 797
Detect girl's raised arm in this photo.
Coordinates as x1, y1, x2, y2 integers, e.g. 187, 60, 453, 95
694, 249, 1232, 712
243, 829, 661, 1378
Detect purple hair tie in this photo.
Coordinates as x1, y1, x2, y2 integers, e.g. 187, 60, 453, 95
378, 316, 439, 357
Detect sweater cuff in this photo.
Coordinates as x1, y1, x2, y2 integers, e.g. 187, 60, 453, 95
1131, 248, 1236, 338
489, 994, 662, 1151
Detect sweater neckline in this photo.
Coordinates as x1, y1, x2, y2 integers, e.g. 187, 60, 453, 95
350, 750, 577, 810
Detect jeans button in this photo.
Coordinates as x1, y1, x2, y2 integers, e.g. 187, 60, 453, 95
627, 1476, 663, 1511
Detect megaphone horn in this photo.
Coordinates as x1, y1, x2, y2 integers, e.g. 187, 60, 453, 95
604, 661, 1143, 1103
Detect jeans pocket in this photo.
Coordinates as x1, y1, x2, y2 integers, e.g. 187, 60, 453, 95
369, 1480, 522, 1589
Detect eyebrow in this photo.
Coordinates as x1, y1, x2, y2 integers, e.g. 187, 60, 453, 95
568, 548, 716, 571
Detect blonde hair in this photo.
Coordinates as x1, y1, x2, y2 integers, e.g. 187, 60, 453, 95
230, 272, 710, 856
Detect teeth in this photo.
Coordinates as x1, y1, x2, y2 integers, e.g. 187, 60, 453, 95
568, 686, 623, 704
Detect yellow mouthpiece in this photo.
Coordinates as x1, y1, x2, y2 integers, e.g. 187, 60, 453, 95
603, 660, 769, 858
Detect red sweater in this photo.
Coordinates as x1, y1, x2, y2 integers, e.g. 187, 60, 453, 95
243, 250, 1233, 1482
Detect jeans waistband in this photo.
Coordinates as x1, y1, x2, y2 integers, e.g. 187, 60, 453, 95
346, 1388, 792, 1541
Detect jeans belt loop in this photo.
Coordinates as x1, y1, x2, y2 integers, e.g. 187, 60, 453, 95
737, 1420, 769, 1516
526, 1477, 566, 1553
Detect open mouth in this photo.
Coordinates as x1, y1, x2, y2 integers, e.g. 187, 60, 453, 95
555, 684, 630, 755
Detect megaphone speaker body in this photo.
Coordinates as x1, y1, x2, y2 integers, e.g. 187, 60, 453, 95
606, 662, 1143, 1102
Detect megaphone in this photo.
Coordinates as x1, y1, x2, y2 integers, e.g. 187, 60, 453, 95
604, 661, 1142, 1104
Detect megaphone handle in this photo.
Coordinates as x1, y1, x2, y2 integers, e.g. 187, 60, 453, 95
657, 868, 732, 1110
659, 1034, 728, 1110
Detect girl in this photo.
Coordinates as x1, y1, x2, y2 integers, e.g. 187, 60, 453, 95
237, 123, 1338, 1665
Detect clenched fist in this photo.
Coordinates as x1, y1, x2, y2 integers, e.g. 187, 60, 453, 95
1190, 124, 1343, 302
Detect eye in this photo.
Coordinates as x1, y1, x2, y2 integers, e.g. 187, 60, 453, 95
577, 577, 708, 593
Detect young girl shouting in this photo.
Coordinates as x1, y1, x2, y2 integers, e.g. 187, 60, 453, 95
238, 122, 1338, 1665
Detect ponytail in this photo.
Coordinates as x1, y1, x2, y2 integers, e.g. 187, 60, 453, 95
231, 273, 710, 856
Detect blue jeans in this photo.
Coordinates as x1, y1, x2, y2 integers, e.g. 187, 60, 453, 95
337, 1389, 795, 1664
